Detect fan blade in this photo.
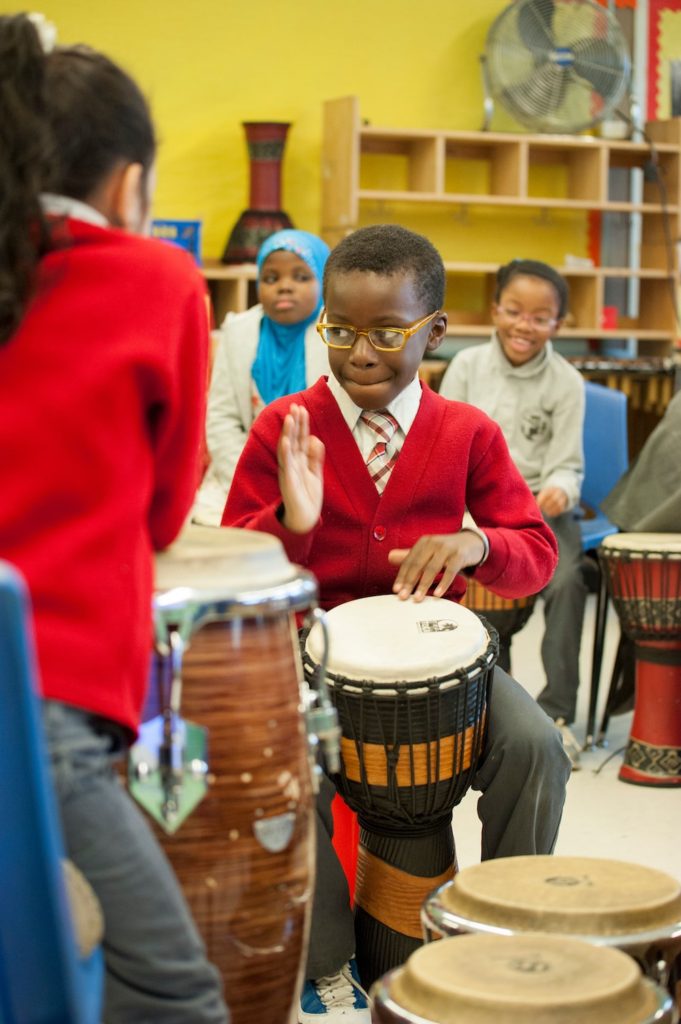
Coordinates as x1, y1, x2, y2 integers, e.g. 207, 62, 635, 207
517, 0, 555, 58
572, 37, 627, 99
500, 61, 569, 123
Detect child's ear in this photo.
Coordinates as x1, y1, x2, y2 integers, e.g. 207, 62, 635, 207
426, 313, 448, 352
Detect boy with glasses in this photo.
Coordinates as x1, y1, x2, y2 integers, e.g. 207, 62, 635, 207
440, 258, 587, 768
223, 228, 570, 1022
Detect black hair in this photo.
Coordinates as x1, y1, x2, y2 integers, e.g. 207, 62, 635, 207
0, 14, 156, 344
323, 224, 445, 312
495, 259, 569, 319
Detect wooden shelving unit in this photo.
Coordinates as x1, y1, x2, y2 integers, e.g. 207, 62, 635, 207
201, 260, 257, 325
320, 96, 681, 357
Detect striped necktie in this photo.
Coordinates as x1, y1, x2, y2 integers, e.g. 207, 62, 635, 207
360, 409, 400, 494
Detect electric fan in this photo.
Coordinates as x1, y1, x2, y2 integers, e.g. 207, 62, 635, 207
481, 0, 631, 133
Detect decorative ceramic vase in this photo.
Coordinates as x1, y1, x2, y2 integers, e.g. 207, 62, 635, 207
221, 121, 294, 264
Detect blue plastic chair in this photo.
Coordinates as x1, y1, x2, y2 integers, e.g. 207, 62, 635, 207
0, 561, 104, 1024
579, 382, 628, 747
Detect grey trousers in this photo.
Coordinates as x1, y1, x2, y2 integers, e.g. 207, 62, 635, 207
536, 511, 589, 724
42, 700, 229, 1024
305, 666, 571, 978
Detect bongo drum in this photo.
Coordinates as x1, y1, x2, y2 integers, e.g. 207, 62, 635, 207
371, 933, 676, 1024
304, 595, 496, 988
422, 856, 681, 996
129, 525, 319, 1024
599, 533, 681, 787
459, 579, 535, 672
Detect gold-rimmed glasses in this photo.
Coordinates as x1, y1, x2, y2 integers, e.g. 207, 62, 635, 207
316, 309, 440, 352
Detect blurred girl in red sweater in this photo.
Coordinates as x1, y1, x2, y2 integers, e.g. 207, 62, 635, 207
0, 14, 228, 1022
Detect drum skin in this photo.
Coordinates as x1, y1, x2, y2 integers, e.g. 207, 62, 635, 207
599, 535, 681, 787
370, 933, 676, 1024
421, 855, 681, 1007
144, 614, 314, 1024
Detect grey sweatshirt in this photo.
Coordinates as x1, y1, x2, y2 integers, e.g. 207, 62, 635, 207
439, 335, 585, 511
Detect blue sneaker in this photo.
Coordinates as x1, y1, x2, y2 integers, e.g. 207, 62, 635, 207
299, 958, 371, 1021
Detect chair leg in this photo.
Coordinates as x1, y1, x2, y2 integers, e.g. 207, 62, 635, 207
597, 635, 634, 745
585, 572, 609, 749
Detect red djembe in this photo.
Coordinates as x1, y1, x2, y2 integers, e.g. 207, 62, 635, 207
598, 533, 681, 787
221, 121, 294, 264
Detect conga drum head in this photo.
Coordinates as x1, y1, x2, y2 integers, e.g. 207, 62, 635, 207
155, 523, 301, 600
372, 933, 672, 1024
424, 856, 681, 941
601, 534, 681, 555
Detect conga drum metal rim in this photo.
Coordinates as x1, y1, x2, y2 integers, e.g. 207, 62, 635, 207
421, 856, 681, 991
370, 933, 676, 1024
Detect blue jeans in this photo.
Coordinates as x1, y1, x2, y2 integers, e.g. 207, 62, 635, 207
42, 700, 229, 1024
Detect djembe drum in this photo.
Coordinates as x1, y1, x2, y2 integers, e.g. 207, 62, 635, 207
598, 533, 681, 787
370, 933, 676, 1024
459, 578, 536, 672
422, 855, 681, 1000
128, 525, 323, 1024
303, 595, 497, 988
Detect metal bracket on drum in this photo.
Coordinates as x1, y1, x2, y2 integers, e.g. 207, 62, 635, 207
129, 626, 210, 834
302, 607, 342, 777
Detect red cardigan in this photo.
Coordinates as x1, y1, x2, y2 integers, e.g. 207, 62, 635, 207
223, 378, 558, 610
0, 219, 208, 734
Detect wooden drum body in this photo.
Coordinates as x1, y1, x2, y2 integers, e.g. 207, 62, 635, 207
304, 595, 496, 988
422, 855, 681, 1001
459, 579, 535, 671
599, 533, 681, 787
130, 526, 318, 1024
371, 933, 676, 1024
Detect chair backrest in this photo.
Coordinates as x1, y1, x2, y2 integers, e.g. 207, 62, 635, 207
582, 381, 629, 513
0, 562, 101, 1024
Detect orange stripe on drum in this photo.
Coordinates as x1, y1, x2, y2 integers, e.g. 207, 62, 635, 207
340, 718, 483, 788
460, 578, 535, 612
354, 846, 457, 939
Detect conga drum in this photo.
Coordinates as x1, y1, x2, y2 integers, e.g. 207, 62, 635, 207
371, 933, 676, 1023
459, 579, 535, 672
422, 856, 681, 998
129, 525, 319, 1024
599, 533, 681, 787
303, 595, 497, 988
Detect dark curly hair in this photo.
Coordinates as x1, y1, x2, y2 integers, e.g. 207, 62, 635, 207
494, 259, 569, 319
0, 14, 156, 344
323, 224, 445, 313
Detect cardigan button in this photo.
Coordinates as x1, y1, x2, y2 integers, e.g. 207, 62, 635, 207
373, 525, 387, 541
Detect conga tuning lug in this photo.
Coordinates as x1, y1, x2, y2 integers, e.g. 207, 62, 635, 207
128, 715, 209, 834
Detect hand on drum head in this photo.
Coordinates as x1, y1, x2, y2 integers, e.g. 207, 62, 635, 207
389, 531, 485, 602
535, 486, 568, 518
278, 403, 325, 534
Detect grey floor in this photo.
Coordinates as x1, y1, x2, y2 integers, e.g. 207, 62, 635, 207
452, 594, 680, 881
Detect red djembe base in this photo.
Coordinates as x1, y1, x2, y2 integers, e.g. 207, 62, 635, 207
619, 642, 681, 787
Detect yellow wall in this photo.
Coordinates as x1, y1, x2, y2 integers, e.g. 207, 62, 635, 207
2, 0, 587, 266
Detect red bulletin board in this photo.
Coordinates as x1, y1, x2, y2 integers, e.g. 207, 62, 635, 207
648, 0, 681, 119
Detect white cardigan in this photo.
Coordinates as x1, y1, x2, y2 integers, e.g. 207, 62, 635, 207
192, 304, 329, 525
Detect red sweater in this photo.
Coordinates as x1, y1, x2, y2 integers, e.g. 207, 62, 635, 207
223, 378, 558, 609
0, 219, 208, 734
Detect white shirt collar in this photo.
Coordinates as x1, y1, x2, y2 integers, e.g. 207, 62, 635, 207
40, 193, 109, 229
327, 372, 422, 434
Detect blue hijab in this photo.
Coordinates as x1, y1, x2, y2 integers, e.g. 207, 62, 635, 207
251, 229, 330, 405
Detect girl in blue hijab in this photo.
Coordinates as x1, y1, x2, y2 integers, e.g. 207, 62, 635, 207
193, 228, 331, 524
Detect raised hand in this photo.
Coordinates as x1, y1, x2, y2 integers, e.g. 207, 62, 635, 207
278, 403, 325, 534
388, 529, 485, 601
